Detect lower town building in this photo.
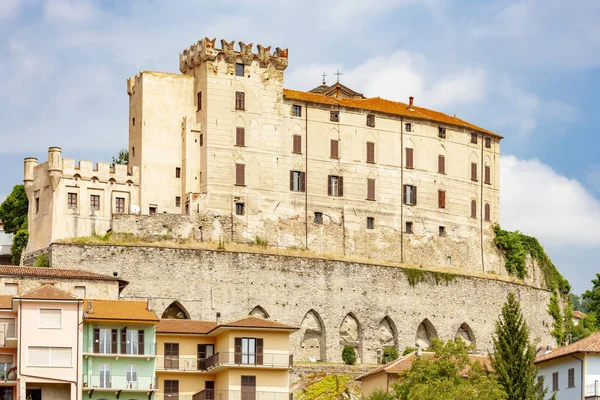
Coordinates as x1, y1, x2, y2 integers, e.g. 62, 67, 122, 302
155, 316, 297, 400
0, 295, 18, 400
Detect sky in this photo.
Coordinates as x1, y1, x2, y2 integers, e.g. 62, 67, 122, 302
0, 0, 599, 293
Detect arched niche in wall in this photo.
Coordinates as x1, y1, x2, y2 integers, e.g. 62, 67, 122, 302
377, 316, 397, 350
339, 313, 362, 361
248, 305, 269, 319
415, 318, 438, 349
298, 309, 326, 362
455, 322, 476, 348
161, 301, 190, 319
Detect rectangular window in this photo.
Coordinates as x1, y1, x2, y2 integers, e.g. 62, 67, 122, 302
132, 118, 135, 126
292, 105, 302, 117
235, 91, 245, 110
438, 155, 445, 174
235, 164, 245, 186
164, 343, 179, 370
0, 318, 15, 338
366, 114, 375, 127
330, 139, 339, 159
293, 135, 302, 154
471, 200, 477, 218
67, 192, 77, 209
438, 127, 446, 139
438, 190, 446, 209
290, 171, 306, 192
485, 165, 491, 184
236, 127, 246, 146
39, 309, 61, 329
552, 372, 559, 392
439, 226, 446, 237
367, 217, 375, 230
485, 203, 491, 221
485, 136, 491, 148
126, 364, 138, 384
132, 147, 135, 158
149, 206, 157, 215
568, 368, 575, 388
405, 148, 414, 169
116, 197, 125, 213
175, 196, 181, 207
241, 338, 256, 365
28, 346, 72, 367
327, 175, 343, 197
126, 329, 139, 355
403, 184, 417, 206
367, 179, 375, 200
405, 221, 413, 234
100, 363, 110, 388
314, 212, 323, 225
35, 197, 39, 213
236, 203, 245, 216
471, 132, 478, 144
241, 375, 256, 400
165, 380, 179, 397
197, 91, 202, 111
90, 195, 100, 211
236, 63, 245, 77
366, 142, 375, 163
537, 376, 544, 393
405, 123, 412, 132
330, 111, 339, 122
200, 134, 204, 147
471, 162, 478, 181
175, 167, 181, 178
0, 354, 13, 375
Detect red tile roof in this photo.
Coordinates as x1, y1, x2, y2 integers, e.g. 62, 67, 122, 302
0, 296, 12, 309
221, 316, 297, 330
157, 319, 217, 334
283, 89, 502, 138
84, 299, 158, 322
536, 332, 600, 363
19, 284, 79, 300
0, 266, 124, 282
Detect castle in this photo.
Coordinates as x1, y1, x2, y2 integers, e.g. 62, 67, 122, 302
21, 38, 556, 364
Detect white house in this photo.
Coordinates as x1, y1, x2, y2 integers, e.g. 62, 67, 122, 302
535, 332, 600, 400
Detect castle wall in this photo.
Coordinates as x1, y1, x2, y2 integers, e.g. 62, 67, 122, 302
47, 243, 555, 364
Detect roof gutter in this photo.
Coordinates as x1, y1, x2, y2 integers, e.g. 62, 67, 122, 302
571, 354, 584, 400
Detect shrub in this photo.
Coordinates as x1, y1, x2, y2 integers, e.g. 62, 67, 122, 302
382, 347, 399, 364
341, 345, 357, 365
402, 346, 417, 356
254, 236, 268, 247
34, 254, 49, 268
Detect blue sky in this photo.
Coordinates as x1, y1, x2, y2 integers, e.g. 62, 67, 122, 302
1, 0, 599, 293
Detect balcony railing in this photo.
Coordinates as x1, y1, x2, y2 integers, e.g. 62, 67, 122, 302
156, 353, 292, 372
0, 320, 16, 339
192, 390, 291, 400
86, 341, 157, 357
586, 382, 600, 396
82, 374, 158, 391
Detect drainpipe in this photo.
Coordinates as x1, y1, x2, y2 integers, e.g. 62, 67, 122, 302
305, 102, 309, 250
571, 354, 584, 400
400, 117, 404, 263
480, 132, 485, 272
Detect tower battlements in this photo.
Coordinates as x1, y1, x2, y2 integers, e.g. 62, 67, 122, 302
178, 37, 288, 74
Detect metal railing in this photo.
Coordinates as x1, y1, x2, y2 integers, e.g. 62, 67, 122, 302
155, 395, 195, 400
0, 320, 17, 339
156, 353, 292, 372
586, 382, 600, 396
86, 341, 157, 356
192, 390, 290, 400
82, 374, 157, 390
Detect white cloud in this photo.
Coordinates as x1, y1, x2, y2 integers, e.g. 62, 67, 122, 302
501, 155, 600, 247
0, 0, 23, 20
44, 0, 98, 24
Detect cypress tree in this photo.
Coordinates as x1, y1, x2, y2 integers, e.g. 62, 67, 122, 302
491, 292, 546, 400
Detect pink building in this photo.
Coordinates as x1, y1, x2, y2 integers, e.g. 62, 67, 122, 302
0, 295, 18, 400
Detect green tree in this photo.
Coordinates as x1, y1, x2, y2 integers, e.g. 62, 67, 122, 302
296, 373, 359, 400
491, 292, 545, 400
10, 229, 28, 265
112, 149, 129, 165
583, 274, 600, 327
341, 345, 357, 365
572, 313, 597, 341
391, 338, 506, 400
570, 293, 589, 313
548, 293, 566, 346
0, 185, 28, 234
382, 347, 399, 364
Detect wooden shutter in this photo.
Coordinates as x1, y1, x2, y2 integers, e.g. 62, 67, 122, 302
138, 330, 145, 355
406, 148, 414, 169
366, 142, 375, 163
289, 171, 294, 191
197, 91, 202, 111
367, 179, 375, 200
300, 172, 306, 192
330, 140, 339, 158
256, 338, 264, 365
471, 162, 477, 181
402, 184, 407, 204
471, 200, 477, 218
327, 176, 332, 196
236, 127, 245, 146
110, 329, 117, 354
438, 190, 445, 209
413, 186, 417, 205
120, 328, 126, 354
236, 164, 245, 186
198, 344, 206, 359
235, 338, 242, 364
93, 328, 100, 353
485, 203, 490, 221
438, 155, 445, 173
338, 176, 343, 197
293, 135, 302, 153
485, 165, 491, 184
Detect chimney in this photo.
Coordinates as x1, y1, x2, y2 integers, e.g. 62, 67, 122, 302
416, 343, 422, 356
216, 311, 221, 325
409, 96, 414, 108
87, 301, 93, 314
544, 345, 552, 355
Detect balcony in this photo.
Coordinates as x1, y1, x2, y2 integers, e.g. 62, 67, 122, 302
156, 390, 291, 400
83, 341, 157, 358
0, 320, 17, 348
156, 353, 293, 373
586, 382, 600, 398
82, 374, 158, 393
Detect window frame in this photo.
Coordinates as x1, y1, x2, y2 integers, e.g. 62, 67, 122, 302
366, 217, 375, 230
366, 178, 376, 201
484, 165, 491, 185
471, 162, 478, 181
403, 184, 417, 206
438, 155, 445, 174
90, 194, 100, 211
67, 192, 78, 210
328, 175, 343, 197
126, 329, 139, 355
290, 171, 306, 193
236, 127, 246, 147
292, 105, 302, 117
292, 135, 302, 154
552, 371, 559, 392
438, 189, 446, 209
471, 200, 477, 219
330, 110, 339, 122
405, 123, 412, 132
235, 202, 245, 216
175, 196, 181, 208
314, 212, 323, 225
115, 197, 125, 213
484, 203, 491, 221
438, 127, 446, 139
27, 346, 72, 368
405, 221, 413, 234
485, 136, 491, 148
439, 226, 446, 237
330, 139, 340, 159
236, 63, 245, 77
235, 163, 246, 186
176, 167, 181, 178
366, 142, 375, 164
366, 114, 375, 127
126, 364, 138, 383
197, 91, 202, 111
568, 368, 575, 388
235, 91, 246, 111
38, 308, 62, 329
405, 148, 414, 169
471, 132, 478, 144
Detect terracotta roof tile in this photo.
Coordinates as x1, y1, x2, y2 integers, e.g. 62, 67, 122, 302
0, 266, 123, 282
19, 284, 79, 300
157, 319, 217, 334
222, 316, 297, 330
536, 332, 600, 363
283, 89, 501, 138
0, 296, 13, 309
84, 299, 158, 322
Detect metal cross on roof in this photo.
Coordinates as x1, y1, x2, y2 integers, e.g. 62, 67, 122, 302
334, 69, 343, 83
321, 72, 327, 85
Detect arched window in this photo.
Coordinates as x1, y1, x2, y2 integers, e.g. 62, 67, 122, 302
161, 301, 190, 319
471, 200, 477, 218
484, 203, 491, 221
